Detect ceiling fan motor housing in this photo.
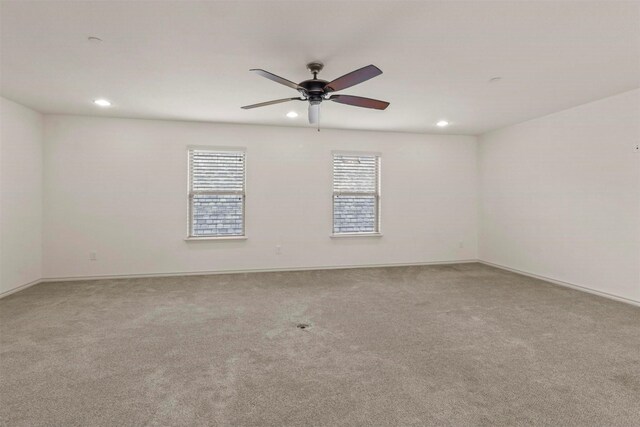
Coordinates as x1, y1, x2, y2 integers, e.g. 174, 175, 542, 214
299, 79, 328, 99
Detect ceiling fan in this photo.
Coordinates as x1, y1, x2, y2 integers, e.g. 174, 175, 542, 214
241, 62, 390, 125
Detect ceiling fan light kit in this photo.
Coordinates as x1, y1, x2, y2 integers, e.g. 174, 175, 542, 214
242, 62, 390, 129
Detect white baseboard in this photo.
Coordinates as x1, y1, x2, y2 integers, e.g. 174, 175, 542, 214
40, 259, 479, 283
0, 278, 42, 299
479, 260, 640, 307
8, 260, 636, 309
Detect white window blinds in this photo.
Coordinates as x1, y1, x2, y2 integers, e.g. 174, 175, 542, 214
188, 149, 245, 237
333, 153, 380, 234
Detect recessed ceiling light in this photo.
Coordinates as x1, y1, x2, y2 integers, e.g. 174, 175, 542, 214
489, 77, 502, 83
87, 36, 103, 44
93, 99, 111, 107
286, 111, 298, 118
436, 120, 449, 127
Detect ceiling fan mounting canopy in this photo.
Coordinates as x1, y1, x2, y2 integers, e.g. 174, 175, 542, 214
306, 62, 324, 75
242, 62, 390, 125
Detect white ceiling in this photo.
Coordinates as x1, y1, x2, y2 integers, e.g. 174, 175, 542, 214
1, 1, 639, 135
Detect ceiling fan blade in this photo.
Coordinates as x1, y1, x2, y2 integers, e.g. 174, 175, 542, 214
309, 103, 319, 124
329, 95, 389, 110
250, 69, 302, 90
324, 65, 382, 93
241, 98, 301, 109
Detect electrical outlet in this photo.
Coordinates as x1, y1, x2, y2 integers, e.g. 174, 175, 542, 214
89, 251, 97, 261
275, 245, 282, 255
634, 143, 639, 152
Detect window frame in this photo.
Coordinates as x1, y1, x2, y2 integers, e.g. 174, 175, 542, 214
331, 151, 382, 237
186, 146, 247, 241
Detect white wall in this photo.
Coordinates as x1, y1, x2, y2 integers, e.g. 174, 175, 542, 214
5, 91, 638, 305
479, 89, 640, 303
43, 116, 478, 279
0, 97, 43, 295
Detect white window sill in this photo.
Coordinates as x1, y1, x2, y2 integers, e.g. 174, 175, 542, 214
330, 233, 383, 238
185, 236, 247, 241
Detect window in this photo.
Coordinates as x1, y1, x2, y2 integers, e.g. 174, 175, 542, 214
332, 152, 381, 235
188, 148, 245, 238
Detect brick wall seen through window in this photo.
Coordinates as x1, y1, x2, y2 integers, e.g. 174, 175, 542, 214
332, 153, 380, 234
188, 149, 245, 237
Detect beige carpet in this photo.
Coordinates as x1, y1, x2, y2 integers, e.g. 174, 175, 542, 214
1, 263, 639, 426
